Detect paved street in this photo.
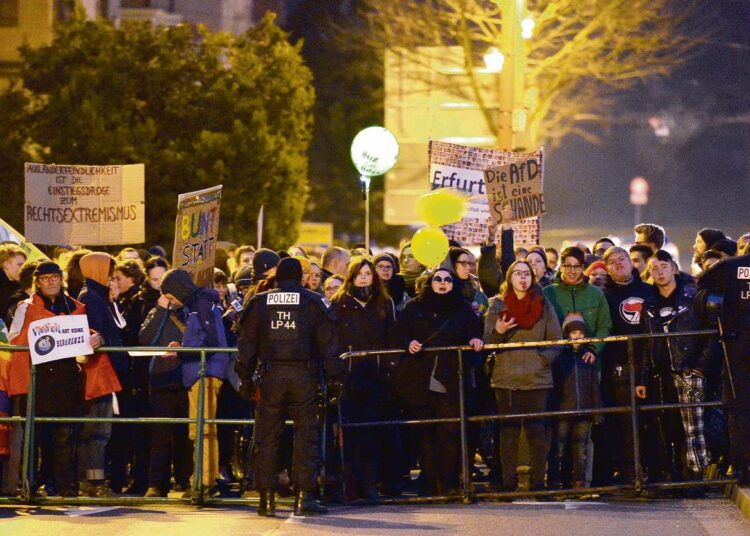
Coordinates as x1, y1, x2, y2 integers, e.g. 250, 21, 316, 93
2, 496, 749, 536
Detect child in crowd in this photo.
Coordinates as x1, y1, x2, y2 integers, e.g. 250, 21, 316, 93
551, 313, 603, 490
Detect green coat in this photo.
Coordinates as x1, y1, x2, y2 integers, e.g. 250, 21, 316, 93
542, 272, 613, 357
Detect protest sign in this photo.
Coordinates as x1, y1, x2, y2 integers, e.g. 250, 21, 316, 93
172, 185, 222, 288
428, 141, 542, 246
28, 315, 93, 365
24, 163, 145, 245
484, 158, 545, 223
0, 217, 49, 262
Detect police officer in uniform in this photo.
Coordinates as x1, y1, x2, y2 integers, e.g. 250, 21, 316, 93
237, 257, 341, 516
698, 252, 750, 484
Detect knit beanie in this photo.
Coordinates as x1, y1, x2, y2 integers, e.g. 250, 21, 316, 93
562, 312, 587, 338
698, 228, 726, 250
584, 260, 607, 277
34, 261, 63, 276
276, 257, 302, 283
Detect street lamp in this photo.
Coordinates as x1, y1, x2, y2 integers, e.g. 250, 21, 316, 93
483, 47, 505, 73
350, 126, 400, 253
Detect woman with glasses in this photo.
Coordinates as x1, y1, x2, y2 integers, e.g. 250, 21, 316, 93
448, 247, 489, 317
331, 258, 397, 500
484, 260, 562, 494
393, 268, 483, 496
373, 253, 406, 310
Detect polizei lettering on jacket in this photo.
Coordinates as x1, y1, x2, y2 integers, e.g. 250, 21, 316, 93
267, 292, 300, 305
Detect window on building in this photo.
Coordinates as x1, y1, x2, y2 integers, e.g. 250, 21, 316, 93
0, 0, 19, 27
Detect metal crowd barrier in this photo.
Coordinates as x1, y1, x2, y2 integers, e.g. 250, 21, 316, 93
0, 329, 737, 507
338, 329, 736, 504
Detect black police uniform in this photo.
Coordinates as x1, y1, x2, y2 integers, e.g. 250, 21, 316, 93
237, 267, 340, 515
698, 253, 750, 479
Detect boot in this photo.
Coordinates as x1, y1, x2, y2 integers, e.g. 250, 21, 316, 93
294, 489, 328, 516
257, 489, 276, 517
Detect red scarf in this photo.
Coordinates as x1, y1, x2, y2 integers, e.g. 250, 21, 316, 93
501, 290, 543, 329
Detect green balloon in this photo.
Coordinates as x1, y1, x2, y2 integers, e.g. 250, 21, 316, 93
416, 189, 467, 227
411, 226, 450, 267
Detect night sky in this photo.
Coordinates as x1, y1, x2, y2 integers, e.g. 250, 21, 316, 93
543, 0, 750, 265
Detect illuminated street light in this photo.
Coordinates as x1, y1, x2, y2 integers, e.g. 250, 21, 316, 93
521, 17, 535, 39
483, 47, 505, 73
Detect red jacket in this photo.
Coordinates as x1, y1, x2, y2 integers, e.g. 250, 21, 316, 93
8, 293, 121, 400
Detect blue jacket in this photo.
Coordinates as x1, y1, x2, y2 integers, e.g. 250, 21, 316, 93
78, 278, 129, 383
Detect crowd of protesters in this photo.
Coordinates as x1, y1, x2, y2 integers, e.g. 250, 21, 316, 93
0, 220, 747, 502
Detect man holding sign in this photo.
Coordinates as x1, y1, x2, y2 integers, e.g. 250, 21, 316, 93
7, 261, 104, 497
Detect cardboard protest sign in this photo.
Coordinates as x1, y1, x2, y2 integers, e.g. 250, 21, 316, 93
28, 315, 93, 365
484, 158, 545, 223
0, 217, 49, 262
428, 141, 543, 246
172, 185, 222, 288
24, 163, 145, 245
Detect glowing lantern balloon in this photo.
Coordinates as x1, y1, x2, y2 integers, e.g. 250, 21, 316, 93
350, 127, 400, 177
416, 189, 468, 227
411, 226, 450, 267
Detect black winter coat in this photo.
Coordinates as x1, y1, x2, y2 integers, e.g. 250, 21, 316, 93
392, 291, 482, 408
552, 345, 602, 417
332, 293, 396, 396
116, 284, 149, 390
638, 283, 710, 385
602, 270, 655, 382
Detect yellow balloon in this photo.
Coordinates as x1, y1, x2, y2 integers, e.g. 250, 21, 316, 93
411, 226, 450, 267
416, 189, 467, 227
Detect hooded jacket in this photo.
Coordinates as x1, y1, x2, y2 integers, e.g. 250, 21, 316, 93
543, 271, 612, 358
78, 253, 129, 385
602, 269, 655, 382
162, 269, 230, 387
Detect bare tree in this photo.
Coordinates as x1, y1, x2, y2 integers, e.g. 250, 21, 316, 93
360, 0, 710, 147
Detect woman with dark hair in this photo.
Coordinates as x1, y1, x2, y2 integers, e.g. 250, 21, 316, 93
139, 256, 170, 315
331, 258, 398, 500
484, 259, 562, 493
447, 247, 489, 316
63, 249, 92, 299
393, 268, 483, 496
109, 259, 151, 494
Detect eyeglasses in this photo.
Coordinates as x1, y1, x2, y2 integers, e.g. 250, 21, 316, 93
433, 275, 453, 284
455, 260, 477, 267
594, 248, 609, 256
561, 264, 583, 271
375, 264, 393, 271
37, 274, 62, 283
511, 270, 532, 277
325, 285, 341, 293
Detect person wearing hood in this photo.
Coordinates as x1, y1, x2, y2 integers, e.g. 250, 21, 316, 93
373, 253, 406, 311
393, 267, 483, 496
160, 268, 231, 499
7, 261, 108, 497
598, 247, 654, 486
77, 252, 127, 497
331, 257, 398, 501
484, 260, 562, 493
237, 257, 342, 516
